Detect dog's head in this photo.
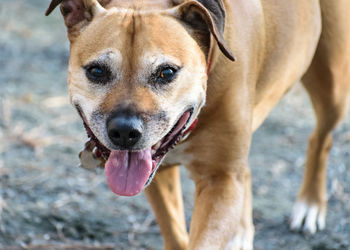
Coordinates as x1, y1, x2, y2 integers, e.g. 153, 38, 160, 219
46, 0, 234, 196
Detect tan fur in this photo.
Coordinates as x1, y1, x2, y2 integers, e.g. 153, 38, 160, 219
48, 0, 350, 248
105, 0, 175, 10
289, 0, 350, 235
145, 166, 188, 250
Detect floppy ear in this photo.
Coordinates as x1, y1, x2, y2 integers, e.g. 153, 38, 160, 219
170, 0, 235, 61
45, 0, 106, 40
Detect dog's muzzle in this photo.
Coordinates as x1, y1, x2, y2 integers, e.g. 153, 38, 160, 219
78, 108, 198, 197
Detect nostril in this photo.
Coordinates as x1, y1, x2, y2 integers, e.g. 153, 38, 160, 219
111, 130, 121, 139
129, 130, 141, 140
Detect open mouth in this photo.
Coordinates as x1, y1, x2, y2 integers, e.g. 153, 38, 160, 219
80, 109, 197, 196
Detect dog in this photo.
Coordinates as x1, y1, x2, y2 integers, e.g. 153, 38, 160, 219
45, 0, 350, 249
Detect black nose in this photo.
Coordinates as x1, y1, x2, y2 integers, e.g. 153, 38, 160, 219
107, 114, 143, 149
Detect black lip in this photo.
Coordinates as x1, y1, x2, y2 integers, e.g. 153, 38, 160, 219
78, 107, 111, 160
145, 108, 193, 187
153, 108, 193, 159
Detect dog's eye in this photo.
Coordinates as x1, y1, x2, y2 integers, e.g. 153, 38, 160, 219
85, 64, 111, 84
158, 67, 177, 83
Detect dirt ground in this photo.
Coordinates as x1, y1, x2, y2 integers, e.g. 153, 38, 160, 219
0, 1, 349, 249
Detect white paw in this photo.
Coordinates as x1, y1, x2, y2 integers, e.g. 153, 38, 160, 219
224, 229, 254, 250
290, 201, 326, 234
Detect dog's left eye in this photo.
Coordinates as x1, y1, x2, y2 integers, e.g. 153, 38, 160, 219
160, 68, 175, 80
156, 66, 178, 84
85, 64, 111, 84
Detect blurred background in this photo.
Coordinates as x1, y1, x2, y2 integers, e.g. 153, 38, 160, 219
0, 1, 349, 249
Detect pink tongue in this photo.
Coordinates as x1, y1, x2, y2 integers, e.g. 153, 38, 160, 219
105, 149, 152, 196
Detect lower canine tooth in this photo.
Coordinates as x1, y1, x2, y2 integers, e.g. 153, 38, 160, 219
155, 141, 161, 149
92, 147, 98, 156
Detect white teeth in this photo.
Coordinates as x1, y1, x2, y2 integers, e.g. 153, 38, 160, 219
92, 147, 98, 155
152, 149, 156, 155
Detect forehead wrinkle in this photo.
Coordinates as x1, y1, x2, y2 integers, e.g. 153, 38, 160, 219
122, 12, 146, 80
128, 12, 137, 71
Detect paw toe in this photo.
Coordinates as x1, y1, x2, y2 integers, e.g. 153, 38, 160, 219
290, 201, 326, 234
225, 229, 254, 250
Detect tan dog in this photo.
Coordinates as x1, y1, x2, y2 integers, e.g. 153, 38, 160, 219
46, 0, 350, 249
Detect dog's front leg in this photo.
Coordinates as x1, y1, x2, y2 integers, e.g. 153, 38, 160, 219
145, 165, 188, 250
185, 100, 255, 250
188, 161, 254, 250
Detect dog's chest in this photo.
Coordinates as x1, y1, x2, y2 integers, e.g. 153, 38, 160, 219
162, 141, 194, 167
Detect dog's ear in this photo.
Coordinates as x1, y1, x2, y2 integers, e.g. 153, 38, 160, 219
45, 0, 106, 40
169, 0, 235, 61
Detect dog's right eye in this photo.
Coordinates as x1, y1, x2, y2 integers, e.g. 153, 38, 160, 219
85, 64, 111, 84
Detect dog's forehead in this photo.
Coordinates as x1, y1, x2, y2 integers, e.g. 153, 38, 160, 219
72, 10, 202, 67
105, 0, 174, 10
